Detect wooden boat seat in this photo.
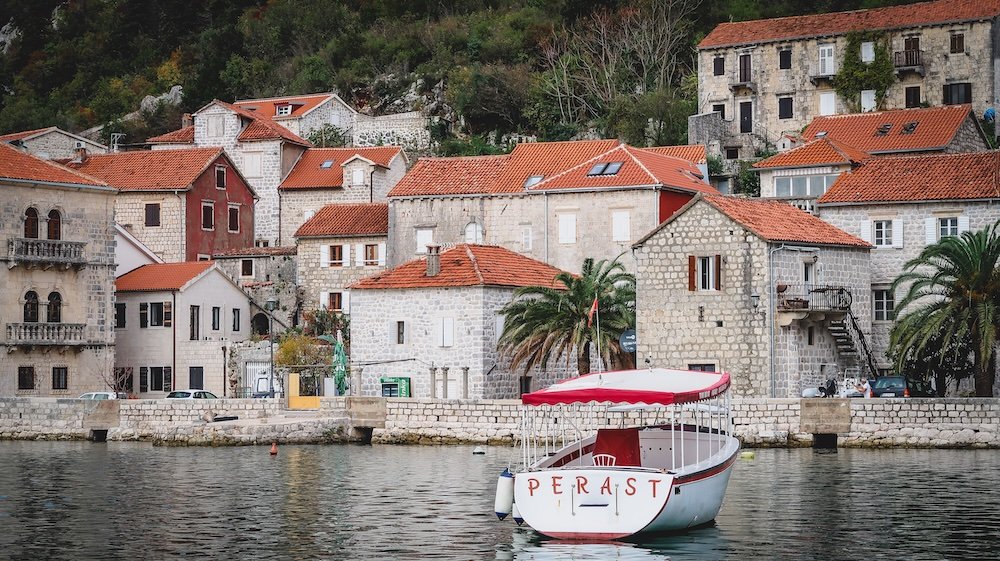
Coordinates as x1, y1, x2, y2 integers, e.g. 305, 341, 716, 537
592, 427, 641, 467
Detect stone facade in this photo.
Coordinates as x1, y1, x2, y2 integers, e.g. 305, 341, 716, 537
0, 179, 117, 397
633, 199, 871, 398
115, 193, 186, 262
11, 129, 107, 160
212, 248, 299, 329
695, 17, 999, 153
297, 235, 387, 313
353, 111, 430, 150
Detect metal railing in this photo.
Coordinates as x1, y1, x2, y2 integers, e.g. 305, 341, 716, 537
6, 322, 86, 345
845, 310, 879, 378
775, 284, 852, 312
8, 238, 86, 265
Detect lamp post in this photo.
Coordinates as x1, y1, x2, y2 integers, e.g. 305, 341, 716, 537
265, 298, 278, 398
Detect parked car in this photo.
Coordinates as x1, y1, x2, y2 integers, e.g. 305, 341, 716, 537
870, 376, 935, 398
78, 391, 121, 400
165, 390, 219, 399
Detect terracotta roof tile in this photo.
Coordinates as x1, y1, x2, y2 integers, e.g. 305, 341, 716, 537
388, 154, 511, 197
233, 94, 338, 120
754, 138, 871, 169
817, 151, 1000, 204
211, 100, 312, 146
67, 147, 225, 191
281, 147, 402, 190
351, 244, 565, 290
703, 194, 870, 247
212, 246, 297, 258
147, 125, 195, 144
801, 105, 975, 154
641, 145, 707, 164
116, 261, 215, 292
493, 139, 620, 193
0, 127, 54, 142
699, 0, 1000, 48
0, 143, 106, 187
295, 203, 389, 238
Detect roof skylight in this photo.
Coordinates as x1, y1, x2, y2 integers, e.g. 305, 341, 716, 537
875, 123, 892, 136
524, 175, 544, 187
587, 161, 624, 176
320, 160, 334, 169
900, 121, 918, 134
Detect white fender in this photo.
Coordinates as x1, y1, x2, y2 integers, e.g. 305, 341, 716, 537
494, 468, 514, 520
511, 502, 523, 526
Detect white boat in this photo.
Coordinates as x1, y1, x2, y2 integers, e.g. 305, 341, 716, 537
494, 367, 740, 540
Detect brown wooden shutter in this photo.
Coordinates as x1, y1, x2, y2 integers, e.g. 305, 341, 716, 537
714, 255, 722, 291
688, 256, 696, 291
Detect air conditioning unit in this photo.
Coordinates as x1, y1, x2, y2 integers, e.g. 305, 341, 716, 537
75, 141, 85, 149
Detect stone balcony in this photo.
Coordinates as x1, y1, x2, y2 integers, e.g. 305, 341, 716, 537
7, 238, 87, 269
775, 284, 853, 327
893, 49, 925, 76
6, 322, 87, 347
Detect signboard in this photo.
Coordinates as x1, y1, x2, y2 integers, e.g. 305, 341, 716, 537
619, 329, 637, 353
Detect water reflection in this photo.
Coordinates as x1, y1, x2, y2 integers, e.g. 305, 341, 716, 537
0, 442, 998, 560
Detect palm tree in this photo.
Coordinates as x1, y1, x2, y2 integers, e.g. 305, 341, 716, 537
498, 257, 635, 376
890, 223, 1000, 397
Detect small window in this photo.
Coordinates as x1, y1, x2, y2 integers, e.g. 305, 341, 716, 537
415, 228, 434, 253
778, 97, 793, 119
320, 160, 334, 169
276, 104, 292, 116
327, 292, 344, 313
711, 104, 725, 120
558, 214, 576, 244
202, 202, 214, 230
873, 289, 895, 321
24, 207, 39, 238
939, 217, 959, 238
873, 220, 893, 247
724, 147, 739, 160
950, 33, 965, 54
611, 210, 630, 242
190, 305, 200, 340
696, 256, 716, 291
23, 291, 39, 323
803, 261, 814, 284
328, 245, 345, 267
196, 254, 210, 261
778, 49, 791, 69
47, 292, 62, 323
688, 364, 716, 372
943, 82, 972, 105
215, 166, 226, 189
18, 366, 35, 390
905, 86, 921, 108
145, 203, 161, 227
904, 36, 920, 51
212, 307, 221, 330
352, 168, 365, 185
228, 205, 240, 233
115, 302, 126, 328
586, 162, 624, 176
861, 90, 877, 113
524, 175, 543, 188
241, 259, 254, 277
150, 302, 165, 327
255, 239, 269, 248
52, 367, 68, 390
860, 41, 875, 63
713, 56, 724, 76
807, 326, 815, 346
396, 321, 406, 344
232, 308, 241, 332
47, 209, 61, 240
464, 222, 484, 244
364, 244, 379, 266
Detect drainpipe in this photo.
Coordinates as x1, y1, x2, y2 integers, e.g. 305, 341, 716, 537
369, 168, 376, 203
543, 192, 549, 263
172, 290, 177, 391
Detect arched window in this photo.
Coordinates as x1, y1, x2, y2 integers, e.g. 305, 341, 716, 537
24, 208, 39, 239
47, 292, 62, 323
464, 222, 484, 244
47, 209, 61, 240
23, 291, 39, 323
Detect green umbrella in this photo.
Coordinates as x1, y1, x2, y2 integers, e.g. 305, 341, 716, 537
319, 331, 348, 396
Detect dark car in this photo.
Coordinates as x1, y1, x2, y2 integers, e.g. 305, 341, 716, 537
870, 376, 935, 398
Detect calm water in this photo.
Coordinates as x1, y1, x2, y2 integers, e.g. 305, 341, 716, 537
0, 441, 997, 560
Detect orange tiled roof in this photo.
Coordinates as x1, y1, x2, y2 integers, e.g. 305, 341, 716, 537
492, 139, 620, 193
280, 147, 402, 190
67, 147, 225, 191
388, 154, 511, 197
703, 194, 870, 247
351, 244, 565, 290
699, 0, 1000, 48
642, 145, 707, 164
817, 151, 1000, 205
295, 202, 389, 238
233, 93, 338, 120
116, 261, 215, 292
754, 138, 871, 169
147, 125, 194, 144
0, 127, 54, 142
0, 143, 106, 187
801, 105, 976, 154
213, 100, 313, 146
212, 246, 297, 258
529, 144, 715, 194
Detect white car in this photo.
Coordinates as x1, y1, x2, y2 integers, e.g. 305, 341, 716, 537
165, 389, 219, 399
78, 391, 120, 400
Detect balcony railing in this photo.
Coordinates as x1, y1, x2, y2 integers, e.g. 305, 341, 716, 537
893, 50, 924, 75
8, 238, 87, 267
776, 284, 852, 312
6, 322, 86, 345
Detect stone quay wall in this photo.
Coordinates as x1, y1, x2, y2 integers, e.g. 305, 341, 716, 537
2, 397, 998, 448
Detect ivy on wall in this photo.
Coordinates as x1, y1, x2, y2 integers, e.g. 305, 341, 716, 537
834, 31, 896, 112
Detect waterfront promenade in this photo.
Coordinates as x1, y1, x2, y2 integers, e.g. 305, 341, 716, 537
1, 396, 998, 448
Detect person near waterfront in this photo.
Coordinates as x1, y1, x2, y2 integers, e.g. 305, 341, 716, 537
856, 378, 872, 398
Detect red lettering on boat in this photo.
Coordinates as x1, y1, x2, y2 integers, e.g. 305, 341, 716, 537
600, 477, 612, 495
551, 476, 563, 495
575, 476, 589, 494
649, 479, 662, 498
625, 477, 637, 496
527, 478, 540, 496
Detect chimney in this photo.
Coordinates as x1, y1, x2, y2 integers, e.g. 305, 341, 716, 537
182, 113, 193, 128
426, 245, 441, 277
71, 147, 88, 164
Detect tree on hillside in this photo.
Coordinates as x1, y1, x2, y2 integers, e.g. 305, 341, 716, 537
890, 223, 1000, 397
498, 257, 635, 376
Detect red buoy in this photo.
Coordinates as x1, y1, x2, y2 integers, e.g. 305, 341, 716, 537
269, 442, 278, 456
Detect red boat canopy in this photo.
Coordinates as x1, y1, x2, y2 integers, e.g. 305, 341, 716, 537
521, 368, 730, 406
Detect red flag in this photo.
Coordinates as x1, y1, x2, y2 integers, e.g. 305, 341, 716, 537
587, 297, 598, 327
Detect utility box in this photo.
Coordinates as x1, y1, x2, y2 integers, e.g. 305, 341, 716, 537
380, 377, 411, 398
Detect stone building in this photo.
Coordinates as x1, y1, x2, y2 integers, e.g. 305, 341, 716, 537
692, 0, 1000, 159
387, 140, 715, 274
632, 194, 871, 398
147, 100, 312, 247
211, 246, 298, 332
233, 92, 431, 150
0, 143, 117, 397
1, 126, 107, 160
817, 151, 1000, 369
114, 261, 254, 397
753, 137, 870, 214
70, 147, 257, 262
294, 202, 388, 315
278, 146, 406, 244
349, 244, 570, 399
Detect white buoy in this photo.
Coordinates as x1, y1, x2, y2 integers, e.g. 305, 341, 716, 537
511, 502, 524, 526
494, 468, 514, 520
473, 446, 486, 455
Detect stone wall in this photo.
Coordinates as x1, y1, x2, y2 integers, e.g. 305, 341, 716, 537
297, 235, 387, 312
21, 131, 106, 160
213, 250, 299, 329
115, 194, 185, 262
353, 112, 430, 150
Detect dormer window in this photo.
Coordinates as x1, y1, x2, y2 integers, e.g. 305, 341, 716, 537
276, 104, 292, 117
587, 162, 624, 176
320, 160, 334, 169
524, 175, 544, 187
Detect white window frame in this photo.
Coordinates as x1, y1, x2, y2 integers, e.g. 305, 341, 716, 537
521, 226, 533, 252
558, 213, 576, 244
464, 222, 484, 244
819, 91, 836, 116
873, 289, 895, 322
696, 256, 716, 291
611, 210, 631, 242
240, 259, 254, 278
201, 201, 214, 231
872, 220, 893, 248
276, 104, 292, 117
860, 41, 875, 63
215, 166, 227, 190
819, 44, 836, 75
352, 168, 365, 186
939, 217, 959, 238
861, 89, 877, 112
206, 115, 225, 138
415, 228, 434, 254
925, 215, 969, 244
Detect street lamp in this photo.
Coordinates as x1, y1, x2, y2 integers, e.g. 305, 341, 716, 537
265, 298, 278, 398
